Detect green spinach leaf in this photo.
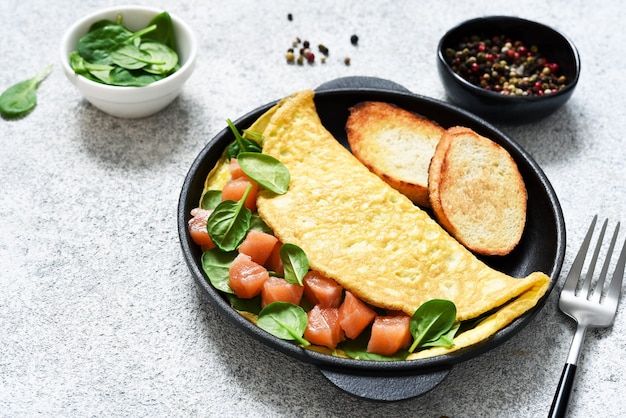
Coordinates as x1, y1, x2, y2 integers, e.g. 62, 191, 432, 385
141, 41, 178, 74
421, 322, 460, 348
201, 248, 237, 294
206, 184, 252, 251
249, 213, 273, 234
341, 330, 409, 361
0, 65, 52, 119
226, 119, 262, 159
71, 12, 179, 87
110, 44, 155, 70
257, 302, 310, 346
144, 11, 177, 51
408, 299, 457, 352
77, 24, 134, 64
200, 190, 222, 210
280, 243, 309, 285
227, 293, 262, 314
237, 152, 290, 195
107, 66, 165, 87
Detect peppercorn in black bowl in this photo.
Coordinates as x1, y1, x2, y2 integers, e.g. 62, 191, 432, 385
437, 16, 580, 124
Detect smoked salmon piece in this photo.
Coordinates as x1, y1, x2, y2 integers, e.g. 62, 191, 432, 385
228, 253, 270, 299
229, 158, 246, 179
238, 230, 279, 265
221, 176, 258, 211
303, 271, 343, 308
366, 315, 413, 356
339, 291, 377, 339
261, 276, 304, 307
264, 241, 284, 276
188, 208, 216, 248
303, 305, 345, 349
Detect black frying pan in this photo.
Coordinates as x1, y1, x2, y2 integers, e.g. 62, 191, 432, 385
177, 76, 565, 401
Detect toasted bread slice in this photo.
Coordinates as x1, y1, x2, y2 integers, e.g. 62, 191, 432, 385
428, 126, 527, 256
346, 101, 444, 207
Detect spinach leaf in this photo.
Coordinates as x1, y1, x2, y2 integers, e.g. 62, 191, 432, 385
144, 11, 177, 51
110, 44, 155, 70
200, 190, 222, 210
0, 65, 52, 119
88, 18, 120, 32
408, 299, 457, 353
77, 24, 134, 64
70, 12, 179, 87
206, 184, 252, 251
341, 330, 409, 361
257, 302, 310, 346
227, 293, 262, 314
141, 41, 178, 74
201, 248, 237, 294
249, 213, 273, 234
107, 66, 165, 87
226, 119, 262, 159
237, 152, 290, 195
280, 243, 309, 285
421, 322, 460, 348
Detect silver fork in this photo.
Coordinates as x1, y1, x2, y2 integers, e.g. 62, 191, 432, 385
549, 215, 626, 418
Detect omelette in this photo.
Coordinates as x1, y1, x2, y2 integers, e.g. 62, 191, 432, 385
205, 90, 551, 359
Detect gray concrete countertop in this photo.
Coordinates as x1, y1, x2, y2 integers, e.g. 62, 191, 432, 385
1, 1, 624, 417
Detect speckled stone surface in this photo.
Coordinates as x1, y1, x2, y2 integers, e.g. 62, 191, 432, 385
1, 1, 625, 417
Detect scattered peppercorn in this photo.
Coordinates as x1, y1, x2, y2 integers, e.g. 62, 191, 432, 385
444, 34, 568, 96
284, 35, 357, 65
287, 13, 293, 21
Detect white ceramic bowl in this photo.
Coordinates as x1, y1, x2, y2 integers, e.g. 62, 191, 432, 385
60, 5, 197, 118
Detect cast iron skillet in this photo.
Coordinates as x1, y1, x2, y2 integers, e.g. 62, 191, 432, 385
178, 76, 566, 401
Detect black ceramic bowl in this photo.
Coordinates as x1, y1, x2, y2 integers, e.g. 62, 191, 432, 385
437, 16, 580, 124
178, 77, 566, 402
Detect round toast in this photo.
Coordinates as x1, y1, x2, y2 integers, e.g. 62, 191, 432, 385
346, 101, 444, 207
428, 126, 527, 256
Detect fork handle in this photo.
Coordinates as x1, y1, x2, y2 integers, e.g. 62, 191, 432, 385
548, 363, 577, 418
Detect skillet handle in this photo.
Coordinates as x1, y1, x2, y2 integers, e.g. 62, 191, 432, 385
318, 366, 451, 401
315, 76, 411, 93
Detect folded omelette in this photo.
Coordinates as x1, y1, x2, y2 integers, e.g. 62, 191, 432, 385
207, 90, 551, 359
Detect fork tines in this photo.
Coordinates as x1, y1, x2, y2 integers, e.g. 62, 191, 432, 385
571, 216, 626, 307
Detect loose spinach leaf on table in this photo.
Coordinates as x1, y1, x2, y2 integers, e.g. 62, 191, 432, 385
0, 65, 52, 120
257, 302, 310, 346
